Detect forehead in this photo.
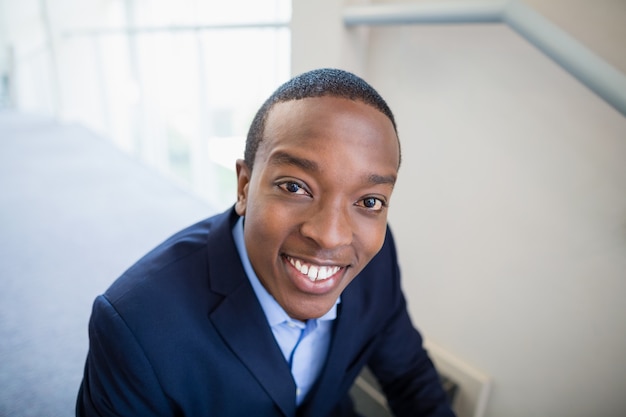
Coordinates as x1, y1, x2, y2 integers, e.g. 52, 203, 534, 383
257, 96, 399, 168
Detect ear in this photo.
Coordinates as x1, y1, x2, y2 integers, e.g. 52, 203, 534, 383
235, 159, 251, 216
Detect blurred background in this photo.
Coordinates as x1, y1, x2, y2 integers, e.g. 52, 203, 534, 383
1, 1, 625, 417
0, 0, 291, 210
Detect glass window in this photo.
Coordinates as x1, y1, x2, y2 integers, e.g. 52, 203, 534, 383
66, 0, 291, 211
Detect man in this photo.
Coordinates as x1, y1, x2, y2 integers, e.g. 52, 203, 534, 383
77, 68, 455, 417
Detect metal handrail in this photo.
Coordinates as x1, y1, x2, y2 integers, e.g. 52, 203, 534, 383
62, 21, 290, 38
343, 0, 626, 118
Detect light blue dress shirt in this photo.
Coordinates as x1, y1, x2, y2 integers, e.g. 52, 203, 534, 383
232, 217, 338, 405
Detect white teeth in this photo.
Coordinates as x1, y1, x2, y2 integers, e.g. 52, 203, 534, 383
287, 257, 341, 281
318, 268, 329, 280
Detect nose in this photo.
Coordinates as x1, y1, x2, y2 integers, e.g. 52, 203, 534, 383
299, 200, 353, 249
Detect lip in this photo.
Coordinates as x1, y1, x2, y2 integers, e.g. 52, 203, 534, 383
281, 254, 347, 295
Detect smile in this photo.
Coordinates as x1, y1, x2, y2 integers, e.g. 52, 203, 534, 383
285, 256, 343, 282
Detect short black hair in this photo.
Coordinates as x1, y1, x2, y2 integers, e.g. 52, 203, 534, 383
244, 68, 399, 169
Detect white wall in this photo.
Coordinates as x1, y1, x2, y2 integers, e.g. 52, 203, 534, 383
292, 1, 626, 417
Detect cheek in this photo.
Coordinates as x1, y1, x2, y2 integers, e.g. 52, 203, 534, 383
246, 186, 299, 239
243, 199, 288, 253
359, 221, 388, 259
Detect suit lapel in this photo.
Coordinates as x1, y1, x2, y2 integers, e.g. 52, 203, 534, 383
210, 288, 297, 417
206, 209, 297, 417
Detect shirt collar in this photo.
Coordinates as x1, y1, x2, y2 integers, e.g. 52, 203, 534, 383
232, 216, 339, 327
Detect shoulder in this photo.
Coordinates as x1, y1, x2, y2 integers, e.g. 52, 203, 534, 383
104, 207, 238, 305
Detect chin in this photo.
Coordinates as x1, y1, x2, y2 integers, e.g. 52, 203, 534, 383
287, 297, 337, 321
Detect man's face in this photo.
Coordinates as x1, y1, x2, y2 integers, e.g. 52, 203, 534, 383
235, 96, 400, 321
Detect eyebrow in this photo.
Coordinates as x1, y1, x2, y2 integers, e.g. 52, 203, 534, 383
368, 173, 397, 187
268, 150, 397, 186
268, 151, 319, 172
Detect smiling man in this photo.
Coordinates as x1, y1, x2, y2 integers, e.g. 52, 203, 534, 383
77, 68, 455, 417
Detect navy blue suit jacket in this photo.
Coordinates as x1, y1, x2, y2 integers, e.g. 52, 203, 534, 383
77, 208, 454, 417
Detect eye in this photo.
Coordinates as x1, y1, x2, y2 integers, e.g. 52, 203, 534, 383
357, 197, 386, 211
277, 181, 310, 196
